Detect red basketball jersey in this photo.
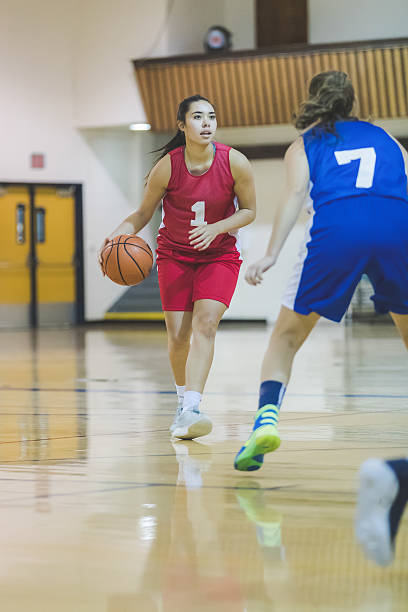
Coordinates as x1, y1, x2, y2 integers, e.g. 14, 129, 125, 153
157, 142, 239, 254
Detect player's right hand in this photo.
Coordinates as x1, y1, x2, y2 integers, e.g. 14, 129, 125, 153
98, 238, 110, 276
245, 255, 276, 286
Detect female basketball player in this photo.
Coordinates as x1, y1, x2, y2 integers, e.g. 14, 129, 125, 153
234, 70, 408, 472
99, 95, 256, 440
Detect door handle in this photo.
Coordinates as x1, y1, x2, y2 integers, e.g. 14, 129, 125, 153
16, 203, 26, 244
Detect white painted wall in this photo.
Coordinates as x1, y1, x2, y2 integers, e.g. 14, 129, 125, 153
224, 0, 256, 50
74, 0, 256, 129
309, 0, 408, 44
0, 0, 256, 323
0, 0, 81, 183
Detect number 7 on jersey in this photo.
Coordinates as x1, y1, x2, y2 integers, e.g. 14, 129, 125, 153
334, 147, 376, 188
191, 201, 207, 226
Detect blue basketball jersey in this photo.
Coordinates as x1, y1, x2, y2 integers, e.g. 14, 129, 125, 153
302, 121, 408, 210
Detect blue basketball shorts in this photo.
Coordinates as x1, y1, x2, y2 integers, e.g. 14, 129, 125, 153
282, 196, 408, 322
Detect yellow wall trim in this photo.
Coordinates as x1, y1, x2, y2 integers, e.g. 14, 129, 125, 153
104, 312, 165, 321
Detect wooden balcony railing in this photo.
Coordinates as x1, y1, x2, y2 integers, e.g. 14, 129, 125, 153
133, 38, 408, 132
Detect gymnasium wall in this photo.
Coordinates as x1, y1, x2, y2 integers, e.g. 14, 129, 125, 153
1, 0, 407, 323
0, 0, 255, 322
309, 0, 408, 44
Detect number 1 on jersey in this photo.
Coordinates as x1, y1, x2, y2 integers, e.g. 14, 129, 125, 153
191, 201, 207, 226
334, 147, 376, 188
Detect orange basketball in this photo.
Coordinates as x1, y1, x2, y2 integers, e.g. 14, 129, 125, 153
101, 234, 153, 286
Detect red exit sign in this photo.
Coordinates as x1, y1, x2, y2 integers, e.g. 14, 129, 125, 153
31, 153, 45, 168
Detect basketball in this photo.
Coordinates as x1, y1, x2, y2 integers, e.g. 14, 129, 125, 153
101, 234, 153, 286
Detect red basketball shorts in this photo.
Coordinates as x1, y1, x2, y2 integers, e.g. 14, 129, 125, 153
156, 246, 242, 311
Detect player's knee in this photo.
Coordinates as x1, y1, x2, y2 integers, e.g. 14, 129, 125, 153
193, 314, 219, 340
168, 330, 191, 349
272, 325, 305, 351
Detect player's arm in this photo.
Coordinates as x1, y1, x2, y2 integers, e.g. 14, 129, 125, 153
221, 148, 256, 230
246, 137, 309, 286
189, 149, 256, 251
98, 155, 171, 273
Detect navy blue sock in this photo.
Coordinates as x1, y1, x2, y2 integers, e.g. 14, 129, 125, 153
258, 380, 286, 410
252, 381, 286, 431
387, 459, 408, 543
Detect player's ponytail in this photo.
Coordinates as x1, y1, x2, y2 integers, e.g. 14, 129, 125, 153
294, 71, 356, 134
152, 94, 212, 162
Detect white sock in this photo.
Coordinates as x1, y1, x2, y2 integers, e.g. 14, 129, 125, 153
175, 384, 185, 403
183, 390, 202, 412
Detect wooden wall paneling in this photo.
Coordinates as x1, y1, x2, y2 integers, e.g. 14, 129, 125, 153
302, 54, 314, 91
277, 57, 291, 122
133, 40, 408, 130
293, 55, 306, 108
218, 62, 234, 126
337, 52, 350, 76
373, 50, 389, 117
169, 70, 180, 131
203, 63, 215, 114
154, 68, 166, 132
135, 67, 151, 125
260, 57, 275, 124
252, 59, 267, 125
356, 51, 369, 117
187, 63, 199, 95
392, 49, 406, 116
384, 49, 397, 117
242, 59, 255, 125
183, 64, 194, 97
329, 52, 340, 70
294, 54, 307, 102
169, 65, 183, 123
402, 48, 408, 115
243, 59, 259, 125
235, 60, 251, 125
320, 52, 331, 72
345, 52, 359, 98
269, 57, 284, 123
194, 63, 205, 99
328, 52, 341, 72
364, 50, 379, 118
286, 56, 299, 115
311, 52, 323, 76
193, 63, 203, 98
198, 62, 211, 101
179, 65, 190, 101
147, 68, 161, 130
209, 63, 224, 126
227, 62, 242, 126
161, 66, 173, 120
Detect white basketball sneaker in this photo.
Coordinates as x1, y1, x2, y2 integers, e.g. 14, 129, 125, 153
171, 408, 212, 440
355, 458, 407, 566
169, 397, 184, 433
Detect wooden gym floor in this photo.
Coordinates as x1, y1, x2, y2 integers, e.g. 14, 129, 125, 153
0, 319, 407, 611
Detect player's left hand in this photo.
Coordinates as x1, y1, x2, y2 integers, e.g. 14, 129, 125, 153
245, 255, 276, 285
189, 224, 220, 251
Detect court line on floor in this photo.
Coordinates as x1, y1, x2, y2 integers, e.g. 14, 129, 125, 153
0, 428, 170, 445
0, 443, 407, 465
1, 386, 407, 399
0, 482, 298, 505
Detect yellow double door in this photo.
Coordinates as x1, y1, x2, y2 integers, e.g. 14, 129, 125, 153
0, 184, 78, 328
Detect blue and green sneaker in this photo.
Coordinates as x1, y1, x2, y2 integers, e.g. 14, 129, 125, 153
234, 405, 281, 471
